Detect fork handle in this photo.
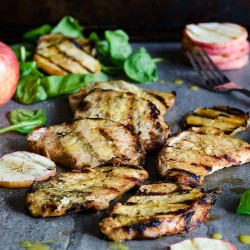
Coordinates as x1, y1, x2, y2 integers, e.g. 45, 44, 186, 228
234, 88, 250, 97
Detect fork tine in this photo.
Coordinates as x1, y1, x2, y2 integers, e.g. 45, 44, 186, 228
200, 48, 231, 83
189, 49, 216, 86
195, 49, 218, 86
186, 51, 207, 85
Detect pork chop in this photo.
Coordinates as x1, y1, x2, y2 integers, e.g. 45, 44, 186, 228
99, 182, 215, 241
27, 118, 145, 170
68, 80, 176, 114
74, 89, 171, 152
26, 164, 148, 217
157, 126, 250, 186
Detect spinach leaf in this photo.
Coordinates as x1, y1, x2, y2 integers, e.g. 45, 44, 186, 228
41, 74, 92, 97
11, 43, 35, 62
14, 72, 107, 104
14, 75, 48, 104
19, 61, 44, 78
88, 32, 100, 43
23, 24, 52, 42
124, 47, 158, 83
105, 30, 132, 66
51, 16, 83, 38
0, 109, 46, 134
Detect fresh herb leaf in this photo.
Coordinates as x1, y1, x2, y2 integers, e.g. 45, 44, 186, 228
101, 65, 122, 75
14, 73, 106, 105
105, 30, 132, 66
237, 189, 250, 215
124, 47, 158, 83
89, 32, 100, 43
11, 43, 35, 62
14, 75, 48, 104
19, 61, 44, 78
23, 24, 52, 42
0, 109, 46, 134
51, 16, 83, 38
41, 74, 93, 97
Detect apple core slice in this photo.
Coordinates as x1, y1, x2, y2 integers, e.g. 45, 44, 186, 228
0, 151, 56, 188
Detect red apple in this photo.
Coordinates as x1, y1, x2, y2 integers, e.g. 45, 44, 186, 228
0, 41, 19, 107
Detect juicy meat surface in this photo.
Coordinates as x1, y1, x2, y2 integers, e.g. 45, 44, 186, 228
74, 89, 171, 152
157, 126, 250, 186
26, 165, 148, 217
99, 182, 215, 241
27, 118, 145, 170
68, 80, 176, 114
34, 34, 100, 75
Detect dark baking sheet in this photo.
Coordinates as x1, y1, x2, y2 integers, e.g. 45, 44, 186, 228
0, 42, 249, 250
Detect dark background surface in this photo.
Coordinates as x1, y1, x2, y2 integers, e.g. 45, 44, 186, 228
1, 0, 250, 42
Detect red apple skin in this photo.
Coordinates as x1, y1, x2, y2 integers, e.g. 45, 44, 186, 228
0, 41, 19, 107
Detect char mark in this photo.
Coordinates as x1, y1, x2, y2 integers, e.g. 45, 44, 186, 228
149, 102, 160, 119
124, 219, 162, 233
183, 211, 195, 231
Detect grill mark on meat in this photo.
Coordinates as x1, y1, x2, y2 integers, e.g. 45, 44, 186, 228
190, 163, 212, 172
124, 219, 162, 233
149, 102, 160, 120
183, 211, 195, 231
148, 92, 170, 109
167, 169, 200, 182
35, 53, 72, 74
124, 176, 142, 185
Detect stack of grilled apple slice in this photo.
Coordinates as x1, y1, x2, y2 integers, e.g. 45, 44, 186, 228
182, 22, 249, 70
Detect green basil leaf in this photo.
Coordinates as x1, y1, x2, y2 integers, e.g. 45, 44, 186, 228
96, 40, 109, 61
51, 16, 83, 38
101, 65, 122, 75
124, 47, 158, 83
14, 75, 48, 104
23, 24, 52, 42
0, 109, 46, 134
19, 61, 44, 78
105, 30, 132, 66
237, 189, 250, 215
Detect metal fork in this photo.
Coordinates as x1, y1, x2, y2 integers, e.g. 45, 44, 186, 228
186, 48, 250, 97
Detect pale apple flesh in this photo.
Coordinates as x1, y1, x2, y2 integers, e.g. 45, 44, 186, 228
168, 237, 237, 250
0, 42, 19, 107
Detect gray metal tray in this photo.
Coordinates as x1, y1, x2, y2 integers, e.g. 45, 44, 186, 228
0, 43, 249, 250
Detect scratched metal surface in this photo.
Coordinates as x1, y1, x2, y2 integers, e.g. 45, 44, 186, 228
0, 43, 250, 250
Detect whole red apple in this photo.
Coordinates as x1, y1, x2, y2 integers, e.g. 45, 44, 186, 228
0, 42, 19, 107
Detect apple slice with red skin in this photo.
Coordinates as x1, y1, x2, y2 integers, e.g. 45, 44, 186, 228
0, 151, 56, 188
182, 36, 249, 56
184, 22, 248, 49
168, 237, 237, 250
0, 41, 19, 107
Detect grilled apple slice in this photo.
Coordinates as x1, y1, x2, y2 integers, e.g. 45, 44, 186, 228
26, 164, 148, 217
0, 151, 56, 188
99, 182, 215, 241
34, 34, 100, 75
168, 238, 237, 250
183, 106, 250, 136
157, 126, 250, 186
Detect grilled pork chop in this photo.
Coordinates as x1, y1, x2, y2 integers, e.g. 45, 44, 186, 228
34, 34, 100, 75
27, 118, 145, 170
157, 126, 250, 186
68, 80, 176, 114
99, 182, 215, 241
26, 164, 148, 217
74, 89, 171, 152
